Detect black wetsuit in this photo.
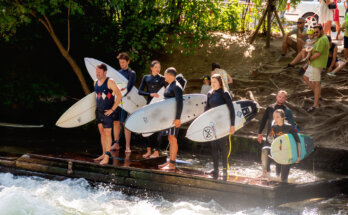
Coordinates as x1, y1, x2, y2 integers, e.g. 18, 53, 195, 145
258, 103, 296, 177
206, 88, 235, 179
270, 123, 301, 182
327, 43, 338, 68
115, 68, 136, 122
258, 103, 295, 145
161, 81, 183, 137
138, 74, 166, 104
138, 74, 167, 150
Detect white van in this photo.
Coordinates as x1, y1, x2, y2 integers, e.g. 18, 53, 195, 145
284, 0, 346, 29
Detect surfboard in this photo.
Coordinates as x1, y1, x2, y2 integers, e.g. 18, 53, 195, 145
125, 94, 207, 133
0, 122, 44, 128
84, 57, 147, 113
270, 133, 314, 165
56, 83, 127, 128
185, 100, 259, 142
56, 92, 97, 128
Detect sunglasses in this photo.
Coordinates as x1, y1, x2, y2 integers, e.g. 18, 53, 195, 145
297, 22, 304, 24
314, 31, 320, 34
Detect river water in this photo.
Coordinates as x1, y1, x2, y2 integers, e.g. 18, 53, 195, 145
0, 171, 347, 215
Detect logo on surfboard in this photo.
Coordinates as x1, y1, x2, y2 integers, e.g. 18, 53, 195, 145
203, 122, 217, 140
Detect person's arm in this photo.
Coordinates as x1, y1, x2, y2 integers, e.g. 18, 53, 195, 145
285, 107, 296, 128
227, 73, 233, 84
105, 79, 122, 116
289, 126, 301, 163
222, 91, 235, 134
125, 71, 136, 96
298, 28, 307, 39
328, 46, 338, 72
174, 86, 183, 119
138, 76, 150, 97
257, 107, 270, 143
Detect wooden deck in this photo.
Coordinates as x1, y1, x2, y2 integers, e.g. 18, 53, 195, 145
0, 152, 347, 206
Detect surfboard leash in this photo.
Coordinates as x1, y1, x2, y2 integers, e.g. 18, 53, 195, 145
227, 134, 239, 181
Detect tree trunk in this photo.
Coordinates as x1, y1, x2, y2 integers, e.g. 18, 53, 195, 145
48, 30, 90, 95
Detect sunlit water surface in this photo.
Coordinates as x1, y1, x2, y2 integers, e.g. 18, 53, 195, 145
0, 172, 347, 215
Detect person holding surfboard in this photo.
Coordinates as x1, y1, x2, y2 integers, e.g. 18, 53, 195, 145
93, 64, 122, 165
158, 67, 183, 170
138, 60, 167, 159
269, 109, 301, 182
257, 90, 296, 178
205, 74, 235, 180
111, 52, 135, 153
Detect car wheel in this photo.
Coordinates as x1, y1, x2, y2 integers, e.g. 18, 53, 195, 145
302, 13, 319, 29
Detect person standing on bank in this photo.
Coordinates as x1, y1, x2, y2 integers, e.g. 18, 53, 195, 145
303, 25, 329, 113
111, 52, 136, 153
158, 67, 183, 170
211, 63, 233, 92
206, 74, 235, 180
138, 60, 167, 158
257, 90, 296, 178
269, 109, 301, 182
93, 64, 122, 165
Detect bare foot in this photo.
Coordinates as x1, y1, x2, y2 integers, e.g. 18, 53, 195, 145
160, 163, 176, 170
111, 143, 120, 151
149, 151, 159, 158
99, 155, 111, 165
125, 148, 131, 153
158, 162, 169, 169
142, 152, 151, 159
93, 154, 104, 162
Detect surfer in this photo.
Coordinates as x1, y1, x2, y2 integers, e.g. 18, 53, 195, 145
138, 60, 167, 158
158, 67, 183, 170
111, 52, 135, 153
93, 64, 122, 165
206, 74, 235, 180
257, 90, 296, 178
269, 109, 301, 182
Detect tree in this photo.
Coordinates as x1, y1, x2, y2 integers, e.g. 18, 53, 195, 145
0, 0, 90, 95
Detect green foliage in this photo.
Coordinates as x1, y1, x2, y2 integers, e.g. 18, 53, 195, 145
0, 0, 84, 41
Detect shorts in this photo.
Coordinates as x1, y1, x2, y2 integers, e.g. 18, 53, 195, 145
333, 8, 339, 22
304, 65, 322, 82
96, 110, 115, 129
114, 106, 128, 123
326, 57, 338, 68
344, 36, 348, 49
161, 127, 180, 137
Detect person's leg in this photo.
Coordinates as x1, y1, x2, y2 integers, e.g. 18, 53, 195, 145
345, 48, 348, 60
324, 20, 332, 36
143, 136, 152, 158
111, 121, 121, 150
100, 128, 112, 165
219, 138, 228, 180
167, 134, 178, 169
261, 147, 271, 176
124, 127, 131, 153
289, 51, 304, 66
275, 163, 281, 176
303, 75, 314, 90
281, 165, 291, 182
313, 81, 321, 108
94, 123, 106, 161
210, 141, 219, 179
281, 36, 291, 55
331, 61, 346, 74
150, 133, 160, 158
296, 38, 305, 53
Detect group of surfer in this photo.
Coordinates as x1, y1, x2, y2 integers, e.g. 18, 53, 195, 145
93, 52, 301, 181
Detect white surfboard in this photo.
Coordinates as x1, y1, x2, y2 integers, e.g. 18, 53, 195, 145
185, 100, 258, 142
271, 133, 314, 165
56, 82, 127, 128
84, 57, 147, 113
125, 94, 207, 133
56, 92, 97, 128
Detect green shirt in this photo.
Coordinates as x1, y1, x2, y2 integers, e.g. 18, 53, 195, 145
310, 35, 329, 69
341, 20, 348, 37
